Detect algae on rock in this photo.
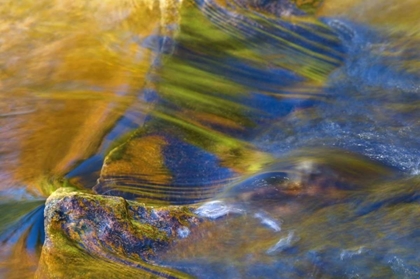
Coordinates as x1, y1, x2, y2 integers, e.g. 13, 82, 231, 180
36, 187, 199, 278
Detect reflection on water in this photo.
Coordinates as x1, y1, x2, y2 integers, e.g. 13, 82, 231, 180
161, 177, 420, 278
1, 0, 420, 277
0, 191, 44, 278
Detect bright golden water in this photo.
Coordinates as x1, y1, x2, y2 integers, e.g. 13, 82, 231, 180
0, 0, 164, 192
1, 0, 420, 278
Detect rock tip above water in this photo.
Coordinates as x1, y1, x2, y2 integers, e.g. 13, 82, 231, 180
36, 188, 201, 278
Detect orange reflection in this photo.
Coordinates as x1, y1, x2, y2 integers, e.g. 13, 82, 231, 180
102, 135, 172, 185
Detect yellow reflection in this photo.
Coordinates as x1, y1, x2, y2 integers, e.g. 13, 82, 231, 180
0, 241, 40, 279
0, 0, 168, 193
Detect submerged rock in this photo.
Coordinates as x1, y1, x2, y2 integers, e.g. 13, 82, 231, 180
36, 187, 200, 278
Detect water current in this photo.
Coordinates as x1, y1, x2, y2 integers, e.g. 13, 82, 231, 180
1, 0, 420, 278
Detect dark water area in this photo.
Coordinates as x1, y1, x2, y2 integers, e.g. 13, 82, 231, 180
1, 0, 420, 278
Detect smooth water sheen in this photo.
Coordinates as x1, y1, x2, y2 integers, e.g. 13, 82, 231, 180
1, 0, 420, 278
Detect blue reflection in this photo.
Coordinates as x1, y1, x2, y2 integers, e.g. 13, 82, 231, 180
163, 136, 234, 188
0, 203, 45, 250
25, 205, 45, 250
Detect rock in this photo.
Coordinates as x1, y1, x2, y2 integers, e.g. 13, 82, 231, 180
35, 187, 199, 278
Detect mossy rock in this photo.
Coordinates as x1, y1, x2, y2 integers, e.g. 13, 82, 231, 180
36, 188, 199, 278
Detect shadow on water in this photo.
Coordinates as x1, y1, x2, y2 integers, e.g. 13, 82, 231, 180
1, 0, 420, 278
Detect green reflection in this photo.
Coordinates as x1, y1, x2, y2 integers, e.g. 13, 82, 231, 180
0, 200, 44, 236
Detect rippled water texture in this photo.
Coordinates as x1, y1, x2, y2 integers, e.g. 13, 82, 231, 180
1, 0, 420, 278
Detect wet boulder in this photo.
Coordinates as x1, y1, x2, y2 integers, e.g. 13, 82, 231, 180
36, 187, 200, 278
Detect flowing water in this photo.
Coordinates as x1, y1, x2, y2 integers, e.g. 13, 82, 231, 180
1, 0, 420, 278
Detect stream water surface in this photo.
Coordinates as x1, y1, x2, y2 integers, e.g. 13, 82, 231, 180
1, 0, 420, 278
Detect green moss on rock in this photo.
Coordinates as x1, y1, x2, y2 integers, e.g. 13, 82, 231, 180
36, 188, 198, 278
